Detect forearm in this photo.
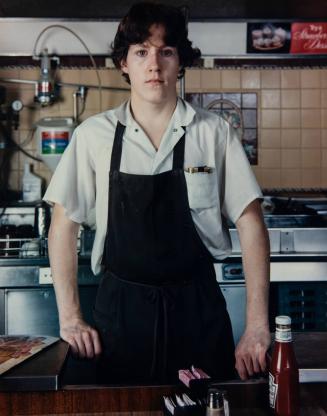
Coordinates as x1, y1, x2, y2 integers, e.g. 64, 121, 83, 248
242, 228, 270, 329
48, 208, 81, 325
236, 202, 270, 330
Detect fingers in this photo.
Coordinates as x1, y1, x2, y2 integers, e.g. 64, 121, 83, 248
72, 333, 87, 358
61, 323, 102, 359
82, 331, 94, 358
235, 345, 269, 380
258, 348, 268, 372
235, 357, 249, 380
252, 355, 261, 373
235, 327, 271, 381
80, 329, 102, 358
65, 336, 80, 357
235, 354, 254, 380
91, 329, 102, 357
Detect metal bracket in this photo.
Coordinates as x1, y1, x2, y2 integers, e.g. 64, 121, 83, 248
280, 230, 294, 253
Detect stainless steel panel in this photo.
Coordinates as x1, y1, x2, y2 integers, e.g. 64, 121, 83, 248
269, 230, 281, 252
6, 288, 59, 336
221, 284, 246, 345
216, 261, 327, 283
271, 262, 327, 282
0, 265, 98, 287
0, 266, 39, 287
0, 290, 5, 333
280, 230, 294, 253
230, 229, 241, 253
293, 229, 327, 253
299, 368, 327, 383
5, 286, 98, 336
230, 229, 280, 253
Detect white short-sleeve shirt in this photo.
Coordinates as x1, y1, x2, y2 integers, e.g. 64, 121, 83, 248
43, 97, 262, 275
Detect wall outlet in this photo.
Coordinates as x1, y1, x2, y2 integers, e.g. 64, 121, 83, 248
39, 267, 53, 284
203, 57, 215, 69
105, 57, 115, 68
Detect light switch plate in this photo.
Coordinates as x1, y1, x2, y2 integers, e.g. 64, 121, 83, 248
39, 267, 53, 284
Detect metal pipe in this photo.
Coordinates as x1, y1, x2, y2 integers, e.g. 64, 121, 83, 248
0, 78, 37, 85
58, 81, 129, 91
73, 90, 78, 124
179, 77, 185, 100
0, 77, 130, 92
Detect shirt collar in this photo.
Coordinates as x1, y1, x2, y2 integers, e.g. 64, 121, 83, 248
111, 97, 196, 128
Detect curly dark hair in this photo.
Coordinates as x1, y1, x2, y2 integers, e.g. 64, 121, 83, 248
110, 2, 201, 84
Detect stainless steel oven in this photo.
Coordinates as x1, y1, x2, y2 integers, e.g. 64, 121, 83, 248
214, 195, 327, 345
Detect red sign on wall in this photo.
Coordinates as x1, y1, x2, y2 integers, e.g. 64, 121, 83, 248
291, 23, 327, 54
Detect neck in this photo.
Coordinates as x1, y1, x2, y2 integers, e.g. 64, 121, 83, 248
130, 94, 177, 130
129, 95, 178, 150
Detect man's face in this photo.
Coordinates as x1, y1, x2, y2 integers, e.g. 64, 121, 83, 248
121, 24, 180, 105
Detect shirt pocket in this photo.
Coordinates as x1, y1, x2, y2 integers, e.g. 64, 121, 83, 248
185, 171, 218, 210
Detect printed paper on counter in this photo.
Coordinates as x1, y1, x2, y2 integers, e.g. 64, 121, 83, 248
0, 335, 59, 375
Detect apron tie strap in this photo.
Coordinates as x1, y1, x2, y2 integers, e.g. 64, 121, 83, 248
146, 287, 176, 380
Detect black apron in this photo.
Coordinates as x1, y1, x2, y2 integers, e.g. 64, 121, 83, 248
93, 122, 236, 384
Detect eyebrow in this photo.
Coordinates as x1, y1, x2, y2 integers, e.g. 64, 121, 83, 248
136, 41, 172, 49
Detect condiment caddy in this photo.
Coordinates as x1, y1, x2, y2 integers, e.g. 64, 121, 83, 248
163, 366, 230, 416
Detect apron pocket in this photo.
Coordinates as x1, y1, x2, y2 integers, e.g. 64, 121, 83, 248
185, 171, 218, 209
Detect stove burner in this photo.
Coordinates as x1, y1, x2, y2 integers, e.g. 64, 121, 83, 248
262, 196, 327, 228
264, 215, 327, 228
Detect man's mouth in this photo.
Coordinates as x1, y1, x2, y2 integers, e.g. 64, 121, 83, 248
146, 79, 164, 84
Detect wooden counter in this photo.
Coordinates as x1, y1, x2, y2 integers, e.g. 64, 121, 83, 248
0, 333, 326, 415
0, 381, 326, 415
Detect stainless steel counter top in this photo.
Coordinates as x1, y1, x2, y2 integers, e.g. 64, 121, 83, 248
0, 257, 99, 287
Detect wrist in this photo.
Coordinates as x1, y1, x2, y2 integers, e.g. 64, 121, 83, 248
245, 321, 270, 332
59, 312, 83, 327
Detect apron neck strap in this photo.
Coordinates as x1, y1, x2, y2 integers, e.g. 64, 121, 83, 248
172, 127, 186, 170
110, 122, 186, 172
110, 121, 126, 173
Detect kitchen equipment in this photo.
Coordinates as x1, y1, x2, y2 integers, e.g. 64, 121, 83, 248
217, 194, 327, 343
34, 201, 51, 238
35, 117, 75, 171
22, 163, 42, 202
0, 204, 42, 257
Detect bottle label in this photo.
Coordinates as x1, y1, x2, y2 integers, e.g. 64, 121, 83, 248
275, 329, 292, 342
269, 372, 278, 409
223, 398, 230, 416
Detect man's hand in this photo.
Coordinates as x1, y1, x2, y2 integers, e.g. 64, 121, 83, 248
60, 317, 102, 359
235, 199, 271, 380
235, 326, 271, 380
48, 204, 102, 360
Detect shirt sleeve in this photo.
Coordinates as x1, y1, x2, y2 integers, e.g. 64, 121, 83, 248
43, 126, 96, 224
221, 123, 262, 224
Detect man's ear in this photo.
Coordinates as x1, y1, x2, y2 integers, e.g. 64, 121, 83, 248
120, 59, 128, 74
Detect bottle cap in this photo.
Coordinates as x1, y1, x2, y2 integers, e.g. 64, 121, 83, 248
207, 388, 224, 409
275, 315, 291, 325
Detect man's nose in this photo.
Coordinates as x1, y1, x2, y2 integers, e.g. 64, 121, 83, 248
148, 51, 161, 71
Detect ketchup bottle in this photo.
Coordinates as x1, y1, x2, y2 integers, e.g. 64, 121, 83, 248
269, 315, 300, 416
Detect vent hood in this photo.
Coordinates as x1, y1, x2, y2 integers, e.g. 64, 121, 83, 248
1, 0, 327, 20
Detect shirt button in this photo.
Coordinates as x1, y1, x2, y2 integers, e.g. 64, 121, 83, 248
173, 128, 177, 132
135, 128, 139, 132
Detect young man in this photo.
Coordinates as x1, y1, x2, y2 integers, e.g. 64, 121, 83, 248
44, 2, 270, 384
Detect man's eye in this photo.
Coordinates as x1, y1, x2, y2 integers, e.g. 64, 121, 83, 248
160, 49, 174, 57
136, 49, 147, 57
